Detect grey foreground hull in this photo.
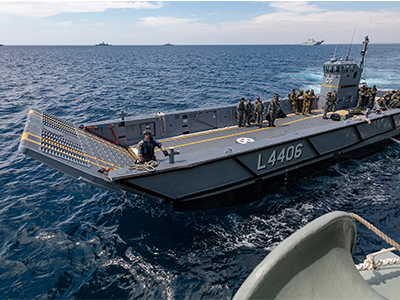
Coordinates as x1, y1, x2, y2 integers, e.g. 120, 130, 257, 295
233, 211, 400, 299
19, 104, 400, 211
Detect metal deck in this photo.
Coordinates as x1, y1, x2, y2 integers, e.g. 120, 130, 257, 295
154, 110, 326, 158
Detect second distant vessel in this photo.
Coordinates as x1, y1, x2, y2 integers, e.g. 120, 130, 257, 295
95, 42, 111, 46
163, 43, 174, 46
302, 38, 324, 46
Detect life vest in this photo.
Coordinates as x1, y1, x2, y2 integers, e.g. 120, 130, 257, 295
142, 137, 156, 156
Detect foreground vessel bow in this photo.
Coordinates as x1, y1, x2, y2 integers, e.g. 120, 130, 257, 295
233, 211, 400, 299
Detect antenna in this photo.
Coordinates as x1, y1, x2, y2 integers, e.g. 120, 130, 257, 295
368, 13, 373, 36
359, 35, 370, 83
345, 29, 356, 61
330, 45, 338, 62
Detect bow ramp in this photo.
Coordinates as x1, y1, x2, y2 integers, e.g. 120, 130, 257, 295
19, 110, 136, 192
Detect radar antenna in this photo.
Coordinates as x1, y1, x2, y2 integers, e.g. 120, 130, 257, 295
330, 45, 338, 62
345, 29, 356, 61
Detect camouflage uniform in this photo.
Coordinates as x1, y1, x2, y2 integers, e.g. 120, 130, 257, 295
308, 90, 315, 113
366, 88, 373, 107
244, 99, 253, 125
357, 87, 365, 108
268, 97, 278, 127
302, 90, 310, 115
289, 90, 298, 114
323, 92, 337, 119
237, 98, 245, 127
372, 85, 378, 104
255, 99, 264, 128
297, 90, 304, 113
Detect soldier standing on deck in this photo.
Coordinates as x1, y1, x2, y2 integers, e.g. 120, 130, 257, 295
289, 89, 298, 115
302, 89, 310, 116
297, 89, 304, 113
244, 99, 253, 126
366, 87, 373, 107
308, 89, 315, 114
237, 98, 245, 127
357, 86, 363, 109
332, 91, 338, 111
372, 85, 378, 104
268, 95, 278, 127
255, 97, 264, 128
323, 91, 337, 119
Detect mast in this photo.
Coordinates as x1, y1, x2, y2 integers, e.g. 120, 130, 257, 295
359, 35, 369, 69
359, 35, 369, 83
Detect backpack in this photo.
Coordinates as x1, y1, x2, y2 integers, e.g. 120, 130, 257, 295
330, 113, 341, 121
331, 110, 349, 121
277, 110, 286, 118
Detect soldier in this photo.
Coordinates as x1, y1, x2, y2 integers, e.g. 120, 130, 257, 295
302, 89, 310, 115
332, 91, 338, 110
361, 87, 368, 108
308, 89, 316, 114
322, 91, 337, 119
137, 129, 168, 163
372, 85, 378, 103
396, 90, 400, 100
255, 97, 264, 128
297, 89, 304, 113
366, 87, 373, 107
357, 86, 364, 109
383, 91, 393, 106
289, 89, 298, 115
389, 94, 400, 108
373, 97, 390, 113
393, 90, 400, 100
268, 95, 279, 127
244, 99, 253, 126
237, 98, 245, 127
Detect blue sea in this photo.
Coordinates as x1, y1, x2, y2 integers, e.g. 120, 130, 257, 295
1, 43, 400, 299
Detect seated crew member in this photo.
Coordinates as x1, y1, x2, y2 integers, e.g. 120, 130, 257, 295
137, 129, 168, 163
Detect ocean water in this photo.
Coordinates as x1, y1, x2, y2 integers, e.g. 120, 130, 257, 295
1, 43, 400, 299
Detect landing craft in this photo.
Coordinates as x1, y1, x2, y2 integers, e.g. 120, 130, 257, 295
19, 36, 400, 211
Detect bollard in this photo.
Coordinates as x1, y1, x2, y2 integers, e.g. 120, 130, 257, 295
169, 147, 180, 164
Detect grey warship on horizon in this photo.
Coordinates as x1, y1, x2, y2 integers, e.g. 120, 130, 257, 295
95, 42, 111, 46
19, 36, 400, 211
302, 38, 324, 46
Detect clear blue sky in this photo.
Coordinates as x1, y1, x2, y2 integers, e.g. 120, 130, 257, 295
1, 1, 399, 45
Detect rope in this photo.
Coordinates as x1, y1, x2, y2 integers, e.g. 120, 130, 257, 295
351, 115, 371, 124
109, 124, 119, 145
84, 126, 119, 145
127, 160, 160, 172
356, 247, 400, 271
157, 112, 167, 137
350, 213, 400, 271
